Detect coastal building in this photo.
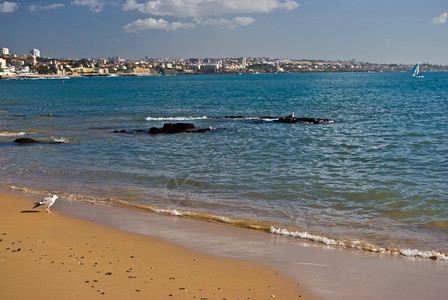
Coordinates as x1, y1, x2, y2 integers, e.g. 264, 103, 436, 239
200, 63, 220, 73
98, 68, 109, 74
6, 56, 25, 68
1, 47, 9, 55
108, 56, 125, 63
30, 49, 40, 57
0, 57, 13, 76
24, 55, 37, 66
49, 60, 66, 75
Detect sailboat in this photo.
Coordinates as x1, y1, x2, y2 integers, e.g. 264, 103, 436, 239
412, 64, 424, 78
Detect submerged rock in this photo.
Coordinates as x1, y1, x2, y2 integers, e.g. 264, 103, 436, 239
150, 123, 195, 134
14, 138, 41, 144
112, 114, 335, 137
221, 116, 245, 119
113, 123, 212, 135
14, 137, 66, 144
232, 115, 335, 124
149, 123, 211, 134
274, 116, 335, 124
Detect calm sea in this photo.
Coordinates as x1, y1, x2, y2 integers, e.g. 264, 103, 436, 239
1, 72, 447, 259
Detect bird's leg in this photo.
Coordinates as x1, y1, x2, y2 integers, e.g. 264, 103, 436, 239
46, 207, 51, 213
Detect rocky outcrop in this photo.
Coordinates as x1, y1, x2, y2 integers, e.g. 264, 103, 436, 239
221, 116, 245, 119
150, 123, 197, 134
274, 115, 335, 124
14, 138, 41, 144
113, 123, 212, 135
112, 114, 335, 137
14, 137, 66, 144
215, 115, 335, 124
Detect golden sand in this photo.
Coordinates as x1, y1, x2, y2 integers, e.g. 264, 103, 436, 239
0, 192, 316, 299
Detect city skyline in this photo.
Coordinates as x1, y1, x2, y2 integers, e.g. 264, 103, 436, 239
1, 0, 447, 65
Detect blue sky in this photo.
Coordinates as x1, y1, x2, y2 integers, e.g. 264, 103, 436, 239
1, 0, 447, 64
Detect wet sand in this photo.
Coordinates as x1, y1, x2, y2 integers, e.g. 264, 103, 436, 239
2, 191, 448, 300
54, 192, 448, 300
0, 192, 315, 299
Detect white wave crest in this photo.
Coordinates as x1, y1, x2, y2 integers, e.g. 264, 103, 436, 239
51, 137, 69, 143
270, 227, 346, 246
0, 131, 26, 137
259, 117, 279, 121
153, 208, 183, 216
270, 226, 448, 261
146, 116, 208, 121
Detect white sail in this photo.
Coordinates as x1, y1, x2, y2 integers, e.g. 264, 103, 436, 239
412, 64, 424, 78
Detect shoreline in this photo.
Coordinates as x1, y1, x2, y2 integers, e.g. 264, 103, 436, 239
0, 192, 314, 299
3, 190, 448, 299
2, 70, 448, 80
5, 185, 446, 262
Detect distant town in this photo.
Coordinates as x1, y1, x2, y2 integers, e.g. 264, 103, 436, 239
1, 46, 447, 79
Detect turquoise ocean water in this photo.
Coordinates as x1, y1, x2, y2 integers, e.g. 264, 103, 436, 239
1, 72, 447, 259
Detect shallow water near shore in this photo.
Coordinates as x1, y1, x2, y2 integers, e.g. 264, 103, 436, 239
1, 72, 447, 258
39, 195, 448, 300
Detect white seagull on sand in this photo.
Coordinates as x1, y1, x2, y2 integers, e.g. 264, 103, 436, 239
33, 195, 58, 213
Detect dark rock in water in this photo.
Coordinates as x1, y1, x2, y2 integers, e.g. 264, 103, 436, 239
150, 123, 210, 134
113, 123, 212, 135
164, 123, 195, 133
274, 115, 335, 124
14, 138, 41, 144
222, 116, 245, 119
14, 137, 66, 144
112, 129, 144, 134
239, 115, 335, 124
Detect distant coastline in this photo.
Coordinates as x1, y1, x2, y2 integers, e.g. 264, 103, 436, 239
2, 69, 448, 80
2, 54, 448, 79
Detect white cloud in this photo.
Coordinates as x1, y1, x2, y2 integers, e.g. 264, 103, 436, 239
232, 17, 256, 26
71, 0, 104, 13
29, 4, 64, 11
0, 1, 18, 13
202, 17, 256, 29
122, 0, 298, 32
432, 12, 448, 24
123, 17, 196, 33
123, 15, 256, 32
123, 0, 299, 18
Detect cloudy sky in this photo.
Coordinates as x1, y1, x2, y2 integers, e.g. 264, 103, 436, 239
1, 0, 447, 64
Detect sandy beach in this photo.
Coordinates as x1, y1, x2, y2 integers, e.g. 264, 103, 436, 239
0, 192, 315, 299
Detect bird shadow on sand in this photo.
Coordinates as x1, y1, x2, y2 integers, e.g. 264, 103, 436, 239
21, 210, 40, 213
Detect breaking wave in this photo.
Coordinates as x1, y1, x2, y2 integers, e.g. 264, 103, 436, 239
49, 137, 70, 143
146, 116, 208, 121
0, 131, 26, 137
270, 227, 448, 261
6, 184, 448, 262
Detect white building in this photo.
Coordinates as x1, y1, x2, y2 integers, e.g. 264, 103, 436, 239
239, 57, 247, 67
25, 55, 37, 66
49, 60, 66, 75
1, 47, 9, 55
0, 57, 13, 76
30, 48, 41, 57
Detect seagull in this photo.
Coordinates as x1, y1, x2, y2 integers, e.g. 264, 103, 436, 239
33, 195, 58, 213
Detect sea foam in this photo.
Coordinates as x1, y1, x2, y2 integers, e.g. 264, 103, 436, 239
270, 226, 448, 261
0, 131, 26, 137
146, 116, 208, 121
